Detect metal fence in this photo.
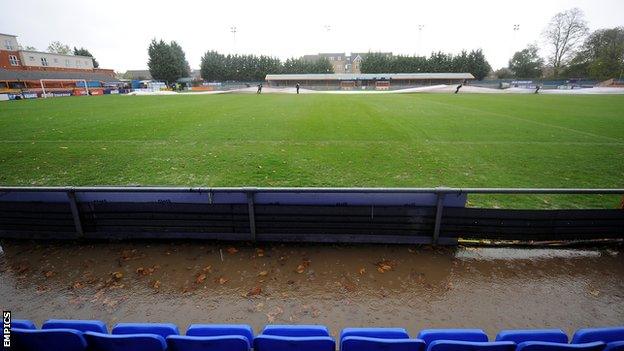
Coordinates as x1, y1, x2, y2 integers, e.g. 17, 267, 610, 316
0, 187, 622, 245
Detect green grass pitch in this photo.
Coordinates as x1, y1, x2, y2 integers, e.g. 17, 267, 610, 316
0, 93, 623, 208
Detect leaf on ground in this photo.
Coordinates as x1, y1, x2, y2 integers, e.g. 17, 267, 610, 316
256, 248, 265, 257
196, 273, 207, 284
247, 286, 262, 297
258, 270, 269, 277
44, 270, 55, 278
227, 247, 239, 254
151, 280, 161, 290
375, 259, 397, 273
111, 271, 124, 280
358, 268, 366, 275
216, 276, 228, 285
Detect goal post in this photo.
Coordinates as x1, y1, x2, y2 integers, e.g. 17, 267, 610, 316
39, 79, 89, 98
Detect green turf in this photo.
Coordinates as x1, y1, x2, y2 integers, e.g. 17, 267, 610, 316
0, 93, 623, 208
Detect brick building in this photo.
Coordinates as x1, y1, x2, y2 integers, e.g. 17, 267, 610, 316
0, 33, 119, 96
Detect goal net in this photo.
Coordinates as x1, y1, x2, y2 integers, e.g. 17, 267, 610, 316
39, 79, 89, 98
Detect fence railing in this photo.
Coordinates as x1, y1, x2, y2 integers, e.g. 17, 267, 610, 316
0, 187, 622, 245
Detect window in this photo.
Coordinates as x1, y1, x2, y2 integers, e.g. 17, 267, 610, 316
4, 39, 13, 50
53, 58, 58, 63
65, 59, 70, 67
76, 60, 81, 67
8, 55, 19, 66
29, 56, 35, 61
84, 60, 89, 66
41, 57, 49, 66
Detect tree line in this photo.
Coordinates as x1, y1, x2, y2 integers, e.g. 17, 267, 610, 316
199, 52, 333, 82
360, 50, 492, 80
496, 8, 623, 80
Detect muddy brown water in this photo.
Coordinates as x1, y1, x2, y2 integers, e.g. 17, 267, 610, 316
0, 241, 622, 340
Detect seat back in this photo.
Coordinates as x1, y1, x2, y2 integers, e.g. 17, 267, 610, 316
341, 328, 410, 340
417, 329, 489, 344
11, 319, 36, 329
42, 319, 108, 333
84, 331, 167, 351
167, 335, 250, 351
517, 341, 606, 351
112, 322, 179, 338
253, 335, 335, 351
186, 324, 254, 343
496, 329, 568, 343
261, 324, 330, 337
426, 340, 516, 351
604, 341, 624, 351
572, 328, 624, 344
12, 328, 87, 351
342, 336, 426, 351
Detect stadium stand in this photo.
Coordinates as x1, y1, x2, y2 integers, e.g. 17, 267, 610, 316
8, 320, 623, 351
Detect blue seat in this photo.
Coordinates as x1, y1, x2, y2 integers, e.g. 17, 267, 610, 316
417, 329, 489, 344
112, 322, 179, 338
167, 335, 250, 351
84, 331, 167, 351
12, 319, 36, 329
496, 329, 568, 343
604, 341, 624, 351
572, 327, 624, 344
341, 327, 410, 340
42, 319, 108, 333
253, 335, 335, 351
426, 340, 516, 351
186, 324, 254, 343
342, 336, 426, 351
261, 324, 330, 337
12, 328, 87, 351
517, 341, 606, 351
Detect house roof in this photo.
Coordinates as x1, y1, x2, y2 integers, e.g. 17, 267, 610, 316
124, 70, 152, 80
0, 33, 18, 37
265, 73, 475, 81
0, 69, 120, 82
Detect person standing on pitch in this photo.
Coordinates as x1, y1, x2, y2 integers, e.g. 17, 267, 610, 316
535, 85, 541, 94
257, 84, 263, 94
296, 83, 300, 94
455, 83, 463, 94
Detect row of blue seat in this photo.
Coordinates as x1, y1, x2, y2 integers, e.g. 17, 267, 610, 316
10, 319, 624, 351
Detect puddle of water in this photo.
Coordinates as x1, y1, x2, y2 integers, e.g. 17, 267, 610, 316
0, 241, 622, 339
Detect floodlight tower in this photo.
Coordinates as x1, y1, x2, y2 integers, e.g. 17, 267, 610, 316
323, 24, 331, 51
417, 24, 425, 56
230, 26, 237, 54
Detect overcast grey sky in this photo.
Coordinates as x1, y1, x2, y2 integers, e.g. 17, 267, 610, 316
1, 0, 622, 72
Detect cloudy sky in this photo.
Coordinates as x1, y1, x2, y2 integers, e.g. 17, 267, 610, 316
1, 0, 622, 72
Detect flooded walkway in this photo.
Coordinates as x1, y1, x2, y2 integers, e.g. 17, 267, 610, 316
0, 241, 622, 339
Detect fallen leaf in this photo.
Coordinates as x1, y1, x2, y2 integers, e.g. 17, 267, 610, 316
44, 270, 55, 278
227, 247, 239, 254
258, 270, 269, 277
196, 273, 207, 284
217, 276, 228, 285
111, 271, 124, 280
151, 280, 161, 289
295, 264, 306, 274
247, 286, 262, 296
256, 248, 265, 257
358, 268, 366, 275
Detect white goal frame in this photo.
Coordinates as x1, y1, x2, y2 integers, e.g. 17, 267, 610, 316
39, 79, 89, 98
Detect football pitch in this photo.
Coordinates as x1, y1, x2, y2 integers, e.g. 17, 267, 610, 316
0, 93, 623, 208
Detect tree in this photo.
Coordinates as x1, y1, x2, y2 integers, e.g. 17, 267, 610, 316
73, 47, 99, 68
542, 8, 589, 77
147, 39, 190, 84
147, 39, 181, 85
509, 45, 544, 78
494, 67, 514, 79
563, 27, 624, 80
466, 49, 491, 80
24, 46, 37, 51
47, 41, 72, 55
170, 41, 190, 78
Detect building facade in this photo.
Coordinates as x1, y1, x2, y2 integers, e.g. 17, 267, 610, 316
0, 33, 119, 96
302, 52, 393, 74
